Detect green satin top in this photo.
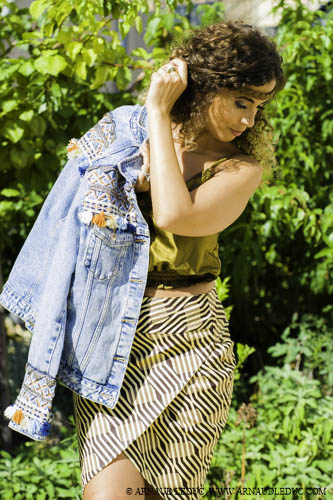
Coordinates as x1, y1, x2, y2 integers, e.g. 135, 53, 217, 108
137, 158, 228, 289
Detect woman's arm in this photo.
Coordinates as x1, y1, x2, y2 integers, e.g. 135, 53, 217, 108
145, 59, 263, 237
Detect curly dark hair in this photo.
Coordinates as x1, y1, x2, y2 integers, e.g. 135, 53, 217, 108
167, 20, 285, 172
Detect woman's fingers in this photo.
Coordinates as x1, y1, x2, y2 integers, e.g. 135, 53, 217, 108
146, 58, 188, 114
135, 172, 150, 192
135, 140, 150, 193
139, 140, 150, 173
168, 58, 187, 86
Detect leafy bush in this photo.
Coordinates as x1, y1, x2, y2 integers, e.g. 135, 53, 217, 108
3, 313, 331, 500
0, 420, 81, 500
1, 1, 332, 497
220, 0, 333, 360
204, 312, 333, 499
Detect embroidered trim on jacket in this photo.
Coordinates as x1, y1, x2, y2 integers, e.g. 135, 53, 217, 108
4, 363, 56, 440
67, 112, 116, 167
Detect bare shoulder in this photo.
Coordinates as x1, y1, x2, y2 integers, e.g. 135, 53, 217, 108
214, 153, 263, 191
216, 153, 262, 170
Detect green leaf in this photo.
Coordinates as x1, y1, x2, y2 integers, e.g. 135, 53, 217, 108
0, 62, 20, 81
34, 55, 67, 76
1, 189, 20, 197
236, 343, 256, 366
67, 41, 83, 61
118, 20, 132, 39
58, 30, 72, 44
75, 60, 87, 80
115, 66, 132, 90
3, 122, 25, 143
91, 65, 109, 89
131, 47, 150, 59
82, 48, 97, 67
30, 0, 48, 19
2, 100, 19, 114
135, 15, 143, 33
10, 148, 29, 169
30, 116, 47, 136
0, 201, 14, 215
19, 110, 34, 122
19, 60, 35, 77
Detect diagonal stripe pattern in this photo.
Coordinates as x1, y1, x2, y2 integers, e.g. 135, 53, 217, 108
73, 288, 236, 499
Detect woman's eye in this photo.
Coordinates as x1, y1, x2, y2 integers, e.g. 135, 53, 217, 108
235, 101, 247, 109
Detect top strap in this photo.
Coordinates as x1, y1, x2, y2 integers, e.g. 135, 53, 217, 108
186, 156, 231, 191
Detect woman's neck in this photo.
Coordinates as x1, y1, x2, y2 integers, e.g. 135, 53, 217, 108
171, 122, 240, 157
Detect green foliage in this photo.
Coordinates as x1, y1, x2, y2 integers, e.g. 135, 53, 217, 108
204, 314, 333, 499
1, 2, 332, 495
268, 310, 333, 389
215, 276, 232, 319
144, 10, 191, 47
0, 0, 226, 275
0, 421, 81, 499
233, 343, 256, 382
143, 1, 225, 52
219, 0, 333, 348
216, 276, 256, 382
0, 0, 193, 270
3, 313, 330, 500
195, 2, 225, 27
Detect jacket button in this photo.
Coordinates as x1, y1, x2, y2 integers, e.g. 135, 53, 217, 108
109, 394, 115, 402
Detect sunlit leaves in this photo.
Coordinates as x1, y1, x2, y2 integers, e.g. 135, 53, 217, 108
207, 318, 333, 493
29, 0, 48, 19
91, 65, 110, 90
18, 60, 35, 76
1, 188, 20, 197
219, 1, 333, 347
0, 0, 191, 263
34, 54, 67, 76
67, 41, 83, 61
19, 110, 34, 122
115, 66, 132, 90
3, 122, 25, 143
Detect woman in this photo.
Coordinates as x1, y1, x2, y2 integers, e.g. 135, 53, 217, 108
73, 20, 284, 500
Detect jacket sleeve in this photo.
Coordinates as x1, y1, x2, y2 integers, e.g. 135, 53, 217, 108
0, 155, 88, 333
0, 105, 142, 333
0, 105, 143, 441
0, 153, 90, 441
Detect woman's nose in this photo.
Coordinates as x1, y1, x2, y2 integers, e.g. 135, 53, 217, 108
241, 113, 255, 128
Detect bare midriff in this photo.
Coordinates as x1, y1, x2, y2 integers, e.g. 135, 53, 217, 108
144, 280, 216, 297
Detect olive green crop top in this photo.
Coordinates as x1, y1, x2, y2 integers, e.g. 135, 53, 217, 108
137, 158, 228, 289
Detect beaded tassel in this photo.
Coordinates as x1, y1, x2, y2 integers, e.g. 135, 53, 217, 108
12, 409, 24, 424
67, 139, 81, 159
92, 211, 107, 227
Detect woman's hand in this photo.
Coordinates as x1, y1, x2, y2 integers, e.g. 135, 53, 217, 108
145, 58, 187, 116
135, 140, 150, 193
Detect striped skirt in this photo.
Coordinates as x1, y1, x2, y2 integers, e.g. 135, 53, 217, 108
73, 287, 236, 499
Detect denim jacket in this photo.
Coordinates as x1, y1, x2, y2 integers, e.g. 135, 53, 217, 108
0, 104, 151, 441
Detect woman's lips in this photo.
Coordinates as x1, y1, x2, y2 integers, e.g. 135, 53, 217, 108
230, 128, 244, 137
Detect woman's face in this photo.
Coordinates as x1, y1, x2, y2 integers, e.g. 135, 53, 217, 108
203, 80, 276, 143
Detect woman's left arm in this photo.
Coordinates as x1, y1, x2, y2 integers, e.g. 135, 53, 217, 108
146, 59, 263, 237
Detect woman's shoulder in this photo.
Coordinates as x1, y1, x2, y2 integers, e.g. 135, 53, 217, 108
212, 153, 263, 192
214, 152, 262, 173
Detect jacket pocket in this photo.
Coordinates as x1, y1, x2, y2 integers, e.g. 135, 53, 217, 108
84, 226, 132, 280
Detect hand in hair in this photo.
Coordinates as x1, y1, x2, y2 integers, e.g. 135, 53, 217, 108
146, 58, 187, 116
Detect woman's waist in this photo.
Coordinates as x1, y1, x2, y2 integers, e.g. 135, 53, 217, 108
144, 280, 216, 297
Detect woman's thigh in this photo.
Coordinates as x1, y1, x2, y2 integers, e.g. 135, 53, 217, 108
144, 478, 164, 500
83, 451, 145, 500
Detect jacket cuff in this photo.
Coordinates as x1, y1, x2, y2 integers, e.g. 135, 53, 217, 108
4, 363, 56, 441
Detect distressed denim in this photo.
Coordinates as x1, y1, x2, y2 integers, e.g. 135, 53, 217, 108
0, 105, 151, 440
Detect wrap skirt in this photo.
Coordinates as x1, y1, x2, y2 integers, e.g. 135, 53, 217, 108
73, 287, 236, 499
